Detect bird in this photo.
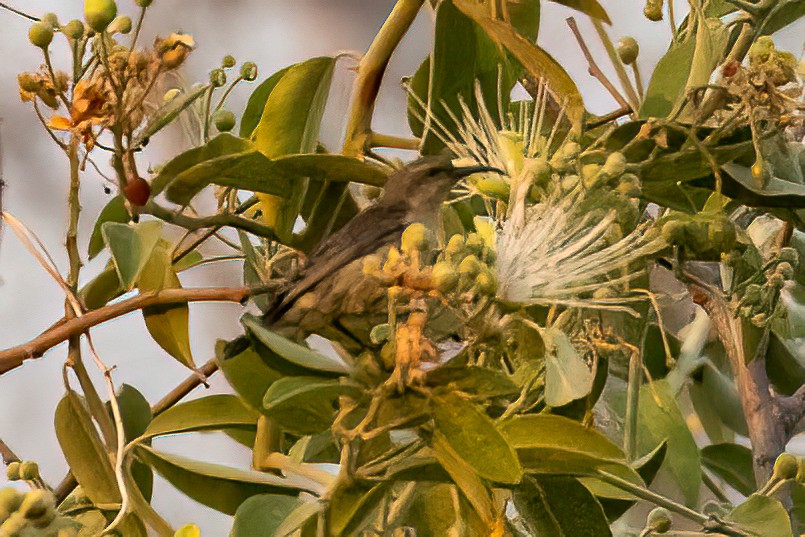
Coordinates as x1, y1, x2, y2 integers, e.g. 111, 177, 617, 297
262, 155, 498, 343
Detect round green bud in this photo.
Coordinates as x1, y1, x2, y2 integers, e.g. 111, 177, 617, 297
616, 173, 641, 197
773, 453, 799, 480
743, 284, 763, 305
28, 23, 54, 48
581, 163, 602, 189
661, 219, 686, 245
617, 36, 639, 65
644, 0, 664, 21
749, 36, 775, 66
401, 223, 431, 253
646, 507, 672, 533
0, 488, 23, 516
464, 233, 484, 255
240, 61, 258, 81
445, 234, 465, 255
63, 19, 85, 40
84, 0, 118, 33
209, 68, 227, 88
162, 88, 181, 103
602, 151, 627, 179
707, 216, 736, 252
41, 13, 59, 29
212, 109, 236, 132
19, 462, 38, 482
6, 462, 21, 481
222, 54, 236, 68
108, 15, 132, 34
135, 0, 153, 6
431, 262, 459, 292
550, 141, 581, 173
524, 156, 552, 186
457, 255, 481, 277
476, 268, 497, 295
779, 247, 799, 266
474, 175, 510, 200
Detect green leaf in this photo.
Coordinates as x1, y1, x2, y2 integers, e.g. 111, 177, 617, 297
102, 220, 163, 290
761, 0, 805, 35
500, 414, 635, 478
421, 1, 517, 154
240, 66, 292, 139
453, 0, 585, 134
215, 340, 283, 412
549, 0, 610, 24
274, 501, 323, 537
88, 196, 128, 260
513, 476, 612, 536
431, 392, 522, 484
263, 377, 358, 435
137, 446, 309, 515
406, 57, 430, 139
270, 154, 388, 187
637, 380, 701, 506
424, 366, 519, 398
692, 362, 748, 437
138, 244, 194, 368
701, 443, 757, 496
726, 494, 793, 537
432, 431, 496, 526
54, 391, 120, 504
395, 484, 459, 535
151, 133, 253, 196
720, 163, 805, 209
110, 384, 154, 501
544, 328, 595, 407
242, 314, 350, 375
143, 394, 259, 440
80, 262, 123, 310
135, 84, 210, 146
640, 33, 696, 119
328, 482, 388, 537
164, 150, 292, 206
253, 56, 336, 242
231, 494, 300, 537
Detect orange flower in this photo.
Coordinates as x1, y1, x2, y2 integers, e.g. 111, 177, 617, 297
48, 80, 111, 149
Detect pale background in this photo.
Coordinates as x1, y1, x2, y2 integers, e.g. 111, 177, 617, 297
0, 1, 802, 534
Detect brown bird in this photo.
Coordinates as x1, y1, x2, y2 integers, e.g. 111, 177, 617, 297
263, 155, 497, 343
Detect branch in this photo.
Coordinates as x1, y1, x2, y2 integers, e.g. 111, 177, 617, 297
342, 0, 425, 157
566, 18, 632, 112
143, 202, 276, 240
0, 2, 39, 21
0, 438, 19, 465
0, 287, 260, 376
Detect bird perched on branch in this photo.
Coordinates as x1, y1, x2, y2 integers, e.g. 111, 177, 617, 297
262, 155, 497, 344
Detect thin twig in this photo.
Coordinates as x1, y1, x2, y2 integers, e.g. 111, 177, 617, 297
0, 2, 38, 21
0, 286, 264, 375
566, 18, 632, 111
590, 18, 641, 111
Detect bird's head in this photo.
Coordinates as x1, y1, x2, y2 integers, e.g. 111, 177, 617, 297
382, 155, 503, 212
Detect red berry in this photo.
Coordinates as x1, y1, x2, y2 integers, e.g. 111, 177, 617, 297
124, 177, 151, 206
722, 60, 739, 78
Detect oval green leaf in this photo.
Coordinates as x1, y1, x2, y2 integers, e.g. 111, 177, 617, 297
143, 394, 259, 440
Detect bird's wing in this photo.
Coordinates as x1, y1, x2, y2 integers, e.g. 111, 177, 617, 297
264, 200, 407, 324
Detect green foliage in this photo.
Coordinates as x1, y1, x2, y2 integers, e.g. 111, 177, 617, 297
5, 0, 805, 535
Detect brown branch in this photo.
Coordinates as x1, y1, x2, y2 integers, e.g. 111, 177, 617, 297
0, 287, 257, 376
566, 17, 632, 112
0, 438, 20, 466
686, 274, 785, 483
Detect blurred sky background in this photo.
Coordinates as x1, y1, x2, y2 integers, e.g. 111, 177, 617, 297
0, 1, 803, 534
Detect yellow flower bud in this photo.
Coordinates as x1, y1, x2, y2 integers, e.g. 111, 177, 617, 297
773, 453, 799, 480
445, 234, 464, 255
431, 261, 459, 292
28, 23, 54, 48
497, 130, 525, 175
401, 223, 431, 254
617, 36, 639, 65
84, 0, 118, 33
647, 507, 672, 533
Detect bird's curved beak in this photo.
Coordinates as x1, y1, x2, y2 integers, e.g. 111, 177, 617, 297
452, 164, 506, 177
